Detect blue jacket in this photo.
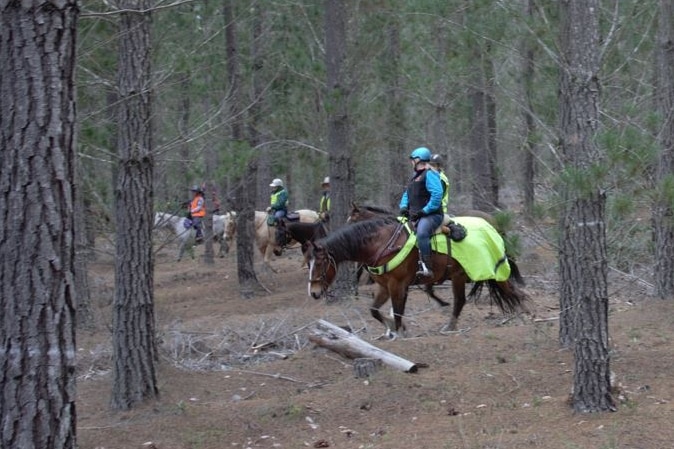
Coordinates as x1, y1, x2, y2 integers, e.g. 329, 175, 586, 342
399, 168, 443, 215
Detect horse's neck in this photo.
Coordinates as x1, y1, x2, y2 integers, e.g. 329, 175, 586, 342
158, 213, 184, 232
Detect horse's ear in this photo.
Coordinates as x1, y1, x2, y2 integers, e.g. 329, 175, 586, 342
352, 201, 358, 210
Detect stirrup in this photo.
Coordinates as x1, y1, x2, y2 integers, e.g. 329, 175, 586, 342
416, 262, 433, 277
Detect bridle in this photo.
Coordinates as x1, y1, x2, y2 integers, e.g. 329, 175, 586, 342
276, 225, 293, 249
308, 250, 337, 296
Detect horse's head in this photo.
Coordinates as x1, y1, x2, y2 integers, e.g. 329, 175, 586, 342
347, 203, 394, 223
275, 219, 290, 248
346, 202, 360, 223
306, 241, 337, 299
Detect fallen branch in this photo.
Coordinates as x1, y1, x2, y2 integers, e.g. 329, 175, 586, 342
308, 319, 419, 373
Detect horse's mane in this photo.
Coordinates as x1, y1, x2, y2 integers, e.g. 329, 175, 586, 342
316, 217, 396, 263
362, 204, 395, 216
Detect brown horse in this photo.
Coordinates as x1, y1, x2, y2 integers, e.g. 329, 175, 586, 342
275, 219, 329, 256
305, 216, 529, 337
346, 203, 522, 300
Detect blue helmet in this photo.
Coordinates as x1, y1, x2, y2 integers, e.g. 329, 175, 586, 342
409, 147, 431, 162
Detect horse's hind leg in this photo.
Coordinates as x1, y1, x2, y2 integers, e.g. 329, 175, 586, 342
444, 278, 467, 332
424, 284, 449, 307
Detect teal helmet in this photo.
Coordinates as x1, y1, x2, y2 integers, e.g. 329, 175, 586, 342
409, 147, 431, 162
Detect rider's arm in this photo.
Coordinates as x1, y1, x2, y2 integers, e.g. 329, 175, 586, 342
399, 190, 409, 210
191, 197, 204, 214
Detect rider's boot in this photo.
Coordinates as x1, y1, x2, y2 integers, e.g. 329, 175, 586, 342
416, 254, 434, 277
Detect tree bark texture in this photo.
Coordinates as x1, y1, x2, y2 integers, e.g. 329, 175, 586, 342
324, 0, 357, 297
110, 0, 159, 410
653, 0, 674, 299
383, 19, 407, 210
0, 1, 79, 447
469, 41, 499, 212
522, 0, 537, 221
558, 0, 615, 413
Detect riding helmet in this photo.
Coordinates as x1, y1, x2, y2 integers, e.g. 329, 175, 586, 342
190, 185, 203, 193
270, 178, 284, 188
430, 153, 444, 167
409, 147, 432, 162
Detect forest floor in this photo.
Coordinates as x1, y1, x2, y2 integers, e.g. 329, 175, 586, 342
76, 221, 674, 449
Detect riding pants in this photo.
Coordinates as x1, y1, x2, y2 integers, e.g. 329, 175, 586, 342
192, 217, 203, 238
415, 214, 443, 259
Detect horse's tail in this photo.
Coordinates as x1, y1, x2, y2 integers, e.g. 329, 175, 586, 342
507, 257, 525, 286
467, 279, 529, 315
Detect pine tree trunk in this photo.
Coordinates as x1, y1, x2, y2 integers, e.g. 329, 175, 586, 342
653, 0, 674, 299
325, 0, 357, 297
383, 19, 407, 210
110, 0, 159, 410
557, 0, 615, 413
0, 1, 79, 447
469, 41, 498, 212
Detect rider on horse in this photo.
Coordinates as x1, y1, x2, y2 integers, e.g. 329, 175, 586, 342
267, 178, 288, 226
429, 154, 450, 215
399, 147, 444, 278
188, 185, 206, 243
319, 176, 330, 221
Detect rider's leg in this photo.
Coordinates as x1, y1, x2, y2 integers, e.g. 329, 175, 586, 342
415, 214, 442, 277
193, 217, 203, 242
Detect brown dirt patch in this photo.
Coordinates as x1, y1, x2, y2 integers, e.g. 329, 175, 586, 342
77, 238, 674, 449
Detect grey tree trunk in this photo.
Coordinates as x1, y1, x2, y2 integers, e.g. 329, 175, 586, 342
75, 159, 95, 330
557, 0, 615, 413
653, 0, 674, 299
383, 18, 407, 210
325, 0, 357, 297
110, 0, 159, 410
224, 0, 264, 296
0, 1, 79, 447
521, 0, 537, 221
469, 42, 499, 211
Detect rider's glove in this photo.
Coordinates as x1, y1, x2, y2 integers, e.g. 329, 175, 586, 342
410, 210, 426, 221
399, 208, 409, 218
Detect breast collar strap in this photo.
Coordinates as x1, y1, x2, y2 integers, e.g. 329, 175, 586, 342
367, 221, 416, 275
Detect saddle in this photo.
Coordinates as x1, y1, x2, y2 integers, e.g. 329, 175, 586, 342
285, 211, 301, 222
267, 210, 301, 226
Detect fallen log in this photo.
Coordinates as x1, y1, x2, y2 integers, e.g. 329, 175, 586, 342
308, 319, 418, 373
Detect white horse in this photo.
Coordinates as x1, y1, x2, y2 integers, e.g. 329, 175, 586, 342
254, 209, 319, 269
154, 211, 236, 261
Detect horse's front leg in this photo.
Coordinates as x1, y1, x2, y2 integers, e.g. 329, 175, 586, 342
388, 284, 409, 338
177, 241, 185, 262
369, 283, 390, 330
263, 245, 278, 273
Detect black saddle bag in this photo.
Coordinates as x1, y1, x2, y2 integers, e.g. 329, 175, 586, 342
448, 222, 467, 242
